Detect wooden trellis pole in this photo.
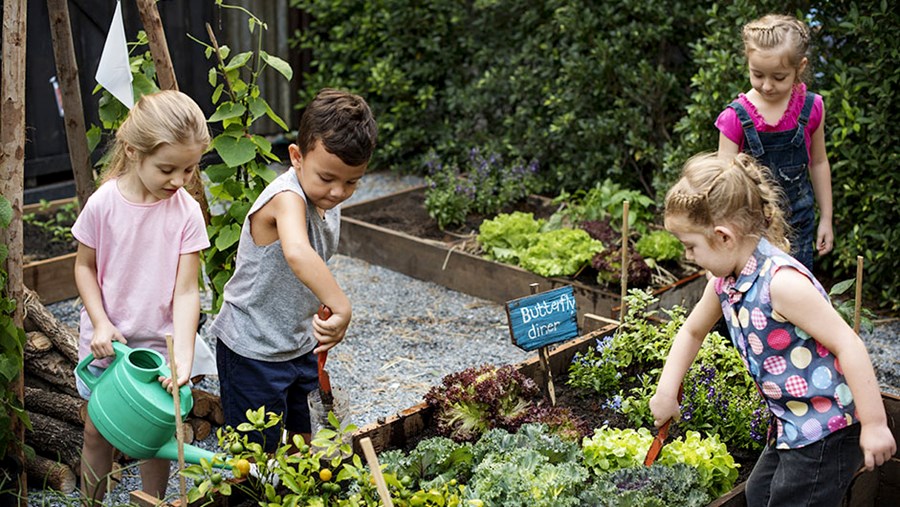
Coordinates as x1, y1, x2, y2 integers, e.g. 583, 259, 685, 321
48, 0, 95, 209
1, 0, 29, 502
135, 0, 211, 224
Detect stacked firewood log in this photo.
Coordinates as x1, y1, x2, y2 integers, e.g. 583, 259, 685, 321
21, 287, 224, 494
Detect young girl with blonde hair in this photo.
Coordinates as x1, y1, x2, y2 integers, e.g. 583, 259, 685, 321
73, 90, 211, 502
717, 14, 832, 271
650, 153, 894, 506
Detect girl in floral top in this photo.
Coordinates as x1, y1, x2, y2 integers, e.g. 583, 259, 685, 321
717, 14, 832, 272
650, 153, 894, 506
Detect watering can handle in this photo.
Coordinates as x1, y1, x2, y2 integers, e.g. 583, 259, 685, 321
75, 341, 131, 392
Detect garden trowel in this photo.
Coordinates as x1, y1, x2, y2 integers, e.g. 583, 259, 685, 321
643, 384, 683, 466
317, 304, 335, 411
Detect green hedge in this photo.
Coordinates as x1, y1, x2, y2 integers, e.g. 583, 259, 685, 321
294, 0, 899, 308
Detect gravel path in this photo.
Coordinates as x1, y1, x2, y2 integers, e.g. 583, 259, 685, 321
30, 170, 899, 505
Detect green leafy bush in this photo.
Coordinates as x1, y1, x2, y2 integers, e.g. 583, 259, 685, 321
0, 196, 28, 460
548, 179, 656, 234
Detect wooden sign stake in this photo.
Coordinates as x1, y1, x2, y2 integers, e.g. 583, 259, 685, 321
854, 255, 864, 334
530, 283, 556, 406
165, 334, 187, 506
618, 200, 630, 326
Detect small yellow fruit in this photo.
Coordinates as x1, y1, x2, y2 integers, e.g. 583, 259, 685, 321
319, 468, 332, 482
232, 459, 251, 478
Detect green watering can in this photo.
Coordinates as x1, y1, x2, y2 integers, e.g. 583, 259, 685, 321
76, 341, 226, 468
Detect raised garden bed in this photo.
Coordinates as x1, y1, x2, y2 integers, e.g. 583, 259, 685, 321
23, 197, 79, 304
350, 323, 900, 507
339, 186, 706, 323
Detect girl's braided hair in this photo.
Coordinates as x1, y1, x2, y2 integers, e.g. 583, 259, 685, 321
742, 14, 811, 83
665, 152, 790, 252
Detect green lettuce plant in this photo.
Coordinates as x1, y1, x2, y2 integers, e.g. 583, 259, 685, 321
634, 230, 684, 263
477, 212, 544, 264
518, 228, 603, 277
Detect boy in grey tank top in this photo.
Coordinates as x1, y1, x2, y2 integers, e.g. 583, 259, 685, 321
211, 89, 377, 450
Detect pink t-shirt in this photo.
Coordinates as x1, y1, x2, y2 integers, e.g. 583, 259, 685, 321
71, 179, 210, 362
715, 83, 824, 161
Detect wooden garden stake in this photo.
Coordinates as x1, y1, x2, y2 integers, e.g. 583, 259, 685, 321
165, 334, 187, 506
47, 0, 94, 208
854, 255, 864, 334
136, 0, 212, 225
530, 283, 556, 406
360, 437, 394, 507
618, 200, 630, 325
1, 0, 28, 501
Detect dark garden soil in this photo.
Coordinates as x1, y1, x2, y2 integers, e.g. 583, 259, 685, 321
23, 212, 77, 263
348, 187, 559, 242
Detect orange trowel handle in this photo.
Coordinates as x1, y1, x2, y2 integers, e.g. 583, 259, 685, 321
644, 384, 684, 466
316, 304, 333, 395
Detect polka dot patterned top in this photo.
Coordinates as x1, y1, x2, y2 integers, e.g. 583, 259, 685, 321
715, 238, 856, 449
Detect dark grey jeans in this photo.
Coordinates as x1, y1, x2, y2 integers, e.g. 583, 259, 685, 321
746, 424, 863, 507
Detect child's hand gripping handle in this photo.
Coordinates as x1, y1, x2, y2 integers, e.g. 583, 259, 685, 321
644, 384, 684, 466
317, 304, 334, 406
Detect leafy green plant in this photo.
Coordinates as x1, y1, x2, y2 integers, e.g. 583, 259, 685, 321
548, 179, 656, 235
580, 463, 710, 507
423, 149, 541, 230
0, 196, 29, 461
477, 212, 544, 264
189, 0, 293, 312
518, 228, 603, 277
380, 436, 474, 492
634, 230, 684, 263
424, 364, 540, 443
581, 426, 738, 498
828, 278, 875, 334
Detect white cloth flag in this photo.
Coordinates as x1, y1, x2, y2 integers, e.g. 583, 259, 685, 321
95, 1, 134, 109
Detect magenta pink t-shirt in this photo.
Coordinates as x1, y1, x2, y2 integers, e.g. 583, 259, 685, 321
715, 83, 824, 161
71, 179, 210, 362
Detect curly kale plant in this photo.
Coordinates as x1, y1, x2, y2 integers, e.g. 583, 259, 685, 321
425, 364, 539, 442
579, 463, 710, 507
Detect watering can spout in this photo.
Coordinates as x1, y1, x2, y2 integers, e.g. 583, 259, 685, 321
155, 438, 229, 469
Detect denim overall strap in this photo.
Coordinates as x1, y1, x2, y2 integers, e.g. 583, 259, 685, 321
729, 101, 765, 157
791, 92, 816, 147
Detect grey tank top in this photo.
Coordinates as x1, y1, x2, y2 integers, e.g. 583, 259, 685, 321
210, 169, 340, 361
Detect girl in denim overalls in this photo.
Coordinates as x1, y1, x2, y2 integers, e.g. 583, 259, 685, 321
649, 153, 895, 507
717, 14, 832, 272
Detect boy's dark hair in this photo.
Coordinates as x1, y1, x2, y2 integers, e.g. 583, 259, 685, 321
297, 89, 377, 166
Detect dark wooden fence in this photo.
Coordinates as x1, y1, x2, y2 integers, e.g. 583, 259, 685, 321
22, 0, 305, 203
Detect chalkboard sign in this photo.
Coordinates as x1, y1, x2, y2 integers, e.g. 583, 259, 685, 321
505, 285, 578, 351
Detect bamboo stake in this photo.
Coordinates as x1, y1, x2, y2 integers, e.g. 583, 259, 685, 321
1, 0, 28, 502
618, 201, 630, 325
47, 0, 94, 208
359, 437, 394, 507
854, 255, 864, 334
165, 334, 187, 506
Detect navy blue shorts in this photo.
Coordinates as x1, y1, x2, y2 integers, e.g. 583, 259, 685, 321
216, 339, 319, 452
